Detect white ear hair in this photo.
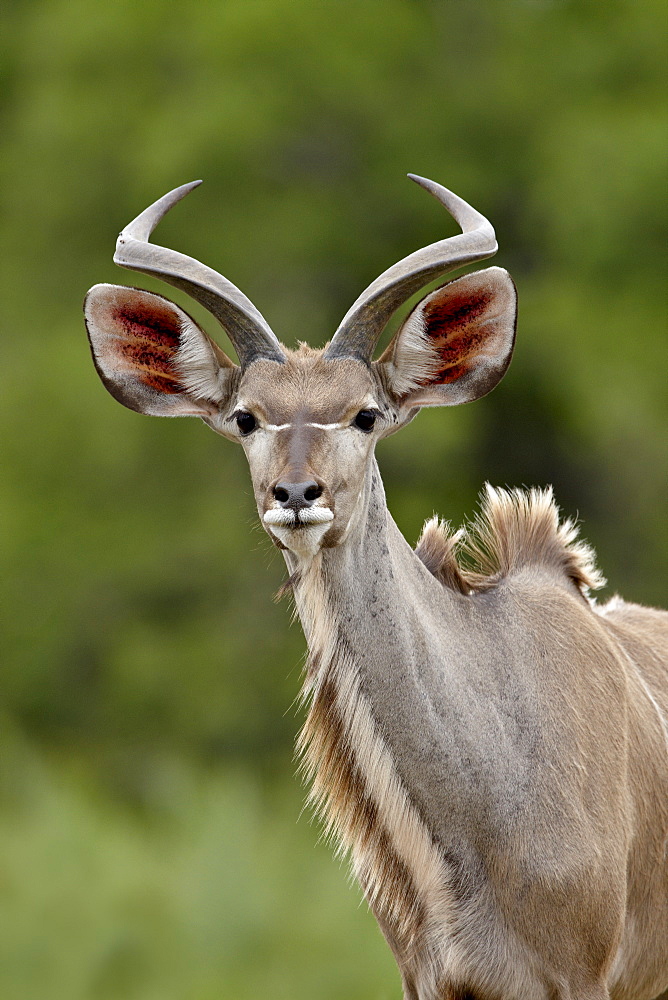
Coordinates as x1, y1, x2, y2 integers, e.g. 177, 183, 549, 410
174, 316, 235, 404
382, 309, 443, 398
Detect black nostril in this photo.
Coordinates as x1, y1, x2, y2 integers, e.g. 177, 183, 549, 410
273, 480, 323, 510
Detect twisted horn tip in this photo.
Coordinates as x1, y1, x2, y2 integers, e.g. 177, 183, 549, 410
407, 173, 495, 240
407, 171, 428, 185
407, 172, 462, 204
117, 179, 204, 246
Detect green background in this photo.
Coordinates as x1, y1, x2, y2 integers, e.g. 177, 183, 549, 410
1, 1, 665, 997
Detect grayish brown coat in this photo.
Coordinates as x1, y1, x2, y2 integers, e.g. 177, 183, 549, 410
84, 178, 668, 999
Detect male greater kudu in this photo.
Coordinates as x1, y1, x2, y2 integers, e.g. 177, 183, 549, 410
84, 176, 668, 1000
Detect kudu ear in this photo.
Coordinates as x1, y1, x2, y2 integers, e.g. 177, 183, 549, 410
84, 284, 237, 418
377, 267, 517, 409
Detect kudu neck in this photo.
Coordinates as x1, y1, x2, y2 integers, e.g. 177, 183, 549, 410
283, 454, 390, 580
284, 455, 450, 646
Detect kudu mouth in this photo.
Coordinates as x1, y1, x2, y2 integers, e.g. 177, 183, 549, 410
263, 502, 336, 557
261, 471, 337, 555
263, 477, 335, 546
263, 506, 335, 529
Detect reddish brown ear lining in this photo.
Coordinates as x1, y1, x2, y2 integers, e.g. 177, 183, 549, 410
85, 284, 230, 418
109, 302, 185, 395
424, 289, 492, 332
434, 362, 469, 385
421, 291, 494, 386
384, 267, 517, 406
86, 287, 189, 398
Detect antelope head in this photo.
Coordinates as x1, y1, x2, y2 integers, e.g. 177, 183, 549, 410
85, 177, 517, 559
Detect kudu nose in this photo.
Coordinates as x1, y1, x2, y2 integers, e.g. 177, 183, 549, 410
273, 480, 322, 511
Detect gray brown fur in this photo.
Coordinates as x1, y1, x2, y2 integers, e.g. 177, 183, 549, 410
84, 178, 668, 1000
289, 463, 668, 1000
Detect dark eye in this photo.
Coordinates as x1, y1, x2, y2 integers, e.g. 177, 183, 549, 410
354, 409, 377, 432
235, 411, 257, 435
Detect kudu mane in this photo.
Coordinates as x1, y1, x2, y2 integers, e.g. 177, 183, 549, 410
415, 485, 605, 598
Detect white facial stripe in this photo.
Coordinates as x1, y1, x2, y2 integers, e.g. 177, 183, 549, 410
263, 421, 346, 432
234, 395, 380, 435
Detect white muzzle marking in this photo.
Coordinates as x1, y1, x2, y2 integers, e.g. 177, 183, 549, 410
263, 506, 334, 557
264, 507, 334, 526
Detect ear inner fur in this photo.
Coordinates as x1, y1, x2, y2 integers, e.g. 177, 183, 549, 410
379, 267, 517, 407
108, 296, 185, 394
85, 284, 231, 417
422, 288, 494, 382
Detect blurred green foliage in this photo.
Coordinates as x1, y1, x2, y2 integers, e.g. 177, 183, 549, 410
0, 0, 665, 996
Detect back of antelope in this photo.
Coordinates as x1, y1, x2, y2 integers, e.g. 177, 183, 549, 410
84, 176, 668, 1000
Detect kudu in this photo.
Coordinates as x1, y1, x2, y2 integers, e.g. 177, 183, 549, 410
84, 176, 668, 1000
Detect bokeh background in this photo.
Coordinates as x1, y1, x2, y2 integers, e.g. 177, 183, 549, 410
1, 1, 666, 997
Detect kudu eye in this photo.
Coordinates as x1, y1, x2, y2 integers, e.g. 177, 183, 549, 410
235, 411, 257, 435
354, 409, 377, 432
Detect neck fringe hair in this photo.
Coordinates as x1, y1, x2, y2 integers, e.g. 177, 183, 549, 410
415, 485, 606, 598
294, 557, 461, 997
